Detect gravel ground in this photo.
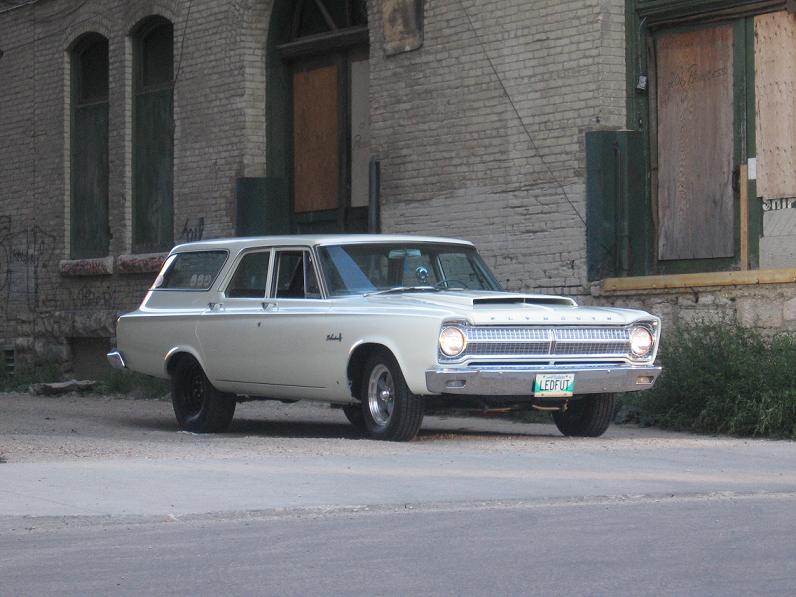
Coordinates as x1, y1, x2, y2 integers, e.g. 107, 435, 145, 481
3, 393, 796, 597
0, 391, 774, 464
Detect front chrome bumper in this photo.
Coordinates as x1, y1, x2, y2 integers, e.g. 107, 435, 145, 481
106, 350, 127, 370
425, 363, 661, 396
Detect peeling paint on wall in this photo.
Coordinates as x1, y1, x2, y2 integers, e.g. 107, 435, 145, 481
382, 0, 423, 55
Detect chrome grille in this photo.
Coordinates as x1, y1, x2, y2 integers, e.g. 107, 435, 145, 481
455, 326, 631, 360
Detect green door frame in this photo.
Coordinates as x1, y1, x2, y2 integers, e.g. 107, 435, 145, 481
625, 0, 769, 275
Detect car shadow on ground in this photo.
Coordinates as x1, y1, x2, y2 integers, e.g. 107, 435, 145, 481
105, 412, 559, 441
114, 413, 564, 441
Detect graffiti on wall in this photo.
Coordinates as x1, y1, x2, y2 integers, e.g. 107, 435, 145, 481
180, 217, 205, 243
0, 216, 57, 315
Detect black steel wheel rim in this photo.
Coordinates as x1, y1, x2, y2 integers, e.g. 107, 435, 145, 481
182, 364, 205, 416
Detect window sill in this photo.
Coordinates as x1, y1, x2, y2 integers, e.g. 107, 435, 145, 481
59, 257, 114, 277
595, 268, 796, 295
117, 252, 168, 274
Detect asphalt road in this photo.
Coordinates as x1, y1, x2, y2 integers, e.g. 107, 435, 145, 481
1, 393, 795, 596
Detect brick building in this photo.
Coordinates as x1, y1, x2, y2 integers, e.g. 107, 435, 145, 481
0, 0, 794, 375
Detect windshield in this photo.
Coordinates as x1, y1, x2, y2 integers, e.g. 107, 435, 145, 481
317, 243, 502, 297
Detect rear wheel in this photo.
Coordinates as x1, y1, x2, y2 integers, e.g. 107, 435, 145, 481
552, 393, 615, 437
360, 352, 424, 441
171, 357, 236, 433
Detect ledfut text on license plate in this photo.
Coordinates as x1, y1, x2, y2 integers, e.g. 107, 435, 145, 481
533, 373, 575, 397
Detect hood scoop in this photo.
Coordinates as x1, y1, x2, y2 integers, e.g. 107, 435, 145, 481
472, 295, 577, 307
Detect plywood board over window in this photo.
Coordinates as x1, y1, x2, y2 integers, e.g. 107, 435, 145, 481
756, 10, 796, 269
755, 11, 796, 201
656, 25, 735, 261
292, 64, 340, 214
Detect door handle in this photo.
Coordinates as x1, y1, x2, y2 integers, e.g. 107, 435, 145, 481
262, 300, 277, 311
208, 302, 224, 311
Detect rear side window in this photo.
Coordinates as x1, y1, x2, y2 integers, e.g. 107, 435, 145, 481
153, 251, 227, 290
226, 251, 271, 298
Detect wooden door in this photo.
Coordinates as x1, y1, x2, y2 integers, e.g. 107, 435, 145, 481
292, 62, 341, 215
655, 25, 736, 261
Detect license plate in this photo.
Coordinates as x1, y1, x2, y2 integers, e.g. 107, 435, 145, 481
533, 374, 575, 398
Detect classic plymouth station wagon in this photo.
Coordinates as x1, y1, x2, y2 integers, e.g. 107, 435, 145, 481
108, 235, 661, 441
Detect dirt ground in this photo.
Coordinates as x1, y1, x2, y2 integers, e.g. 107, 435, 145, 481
0, 391, 754, 464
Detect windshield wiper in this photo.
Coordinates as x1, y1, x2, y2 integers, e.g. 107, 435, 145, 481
364, 286, 439, 297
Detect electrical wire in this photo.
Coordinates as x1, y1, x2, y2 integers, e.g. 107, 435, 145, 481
0, 0, 40, 16
173, 0, 194, 88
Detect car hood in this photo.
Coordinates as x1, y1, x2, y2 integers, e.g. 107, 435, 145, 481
365, 290, 654, 326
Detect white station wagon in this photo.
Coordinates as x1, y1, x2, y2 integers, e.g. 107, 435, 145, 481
108, 235, 661, 441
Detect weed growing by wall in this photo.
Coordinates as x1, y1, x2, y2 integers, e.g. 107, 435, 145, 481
637, 320, 796, 439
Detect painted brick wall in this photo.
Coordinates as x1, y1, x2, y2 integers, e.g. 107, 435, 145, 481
0, 0, 269, 367
369, 0, 627, 294
0, 0, 628, 368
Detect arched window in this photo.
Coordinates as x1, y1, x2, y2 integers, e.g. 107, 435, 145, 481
132, 16, 174, 253
70, 33, 109, 259
268, 0, 370, 234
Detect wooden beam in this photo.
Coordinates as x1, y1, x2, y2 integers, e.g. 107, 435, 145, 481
601, 268, 796, 292
636, 0, 788, 27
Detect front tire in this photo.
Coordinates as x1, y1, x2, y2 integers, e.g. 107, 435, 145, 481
171, 357, 236, 433
552, 393, 615, 437
360, 352, 424, 441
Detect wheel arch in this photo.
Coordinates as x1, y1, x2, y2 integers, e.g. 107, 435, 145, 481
164, 346, 205, 377
347, 342, 399, 400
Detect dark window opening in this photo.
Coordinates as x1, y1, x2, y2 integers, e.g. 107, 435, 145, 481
132, 16, 175, 254
142, 23, 174, 88
70, 33, 110, 259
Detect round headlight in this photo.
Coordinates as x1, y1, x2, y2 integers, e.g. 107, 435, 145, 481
439, 326, 468, 357
629, 326, 654, 358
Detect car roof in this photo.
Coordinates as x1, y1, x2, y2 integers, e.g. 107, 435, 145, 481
170, 234, 475, 254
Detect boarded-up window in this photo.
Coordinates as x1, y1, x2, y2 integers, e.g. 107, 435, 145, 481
292, 64, 339, 213
656, 26, 735, 261
755, 11, 796, 201
133, 17, 174, 254
276, 0, 369, 232
70, 34, 110, 259
756, 11, 796, 269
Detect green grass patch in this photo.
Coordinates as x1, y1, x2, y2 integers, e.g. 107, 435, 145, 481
0, 363, 169, 400
629, 319, 796, 439
0, 364, 63, 393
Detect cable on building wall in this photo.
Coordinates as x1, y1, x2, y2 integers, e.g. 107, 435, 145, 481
0, 0, 42, 16
455, 0, 588, 230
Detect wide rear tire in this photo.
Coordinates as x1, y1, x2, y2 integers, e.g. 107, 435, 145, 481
171, 357, 236, 433
360, 351, 424, 441
552, 393, 615, 437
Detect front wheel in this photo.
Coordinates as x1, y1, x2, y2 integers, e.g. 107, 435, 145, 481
552, 393, 615, 437
360, 352, 424, 441
172, 357, 236, 433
